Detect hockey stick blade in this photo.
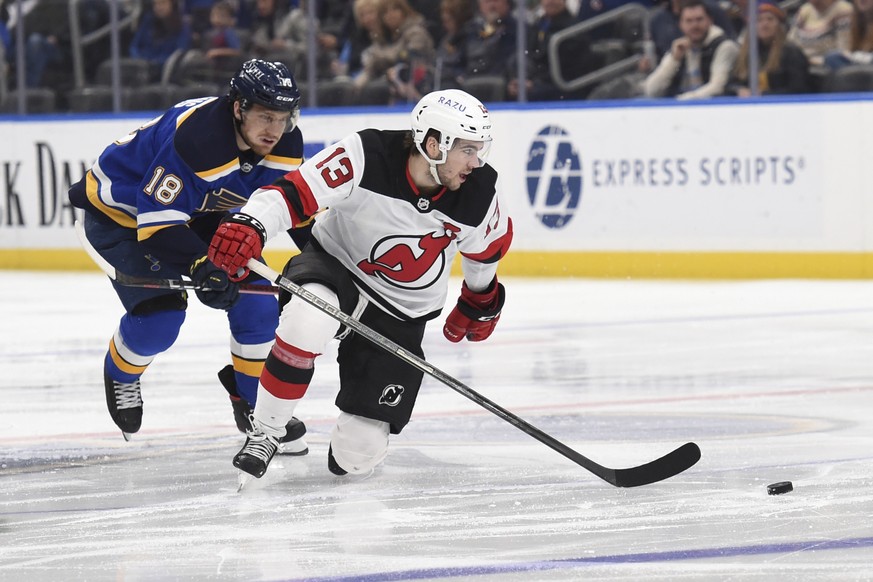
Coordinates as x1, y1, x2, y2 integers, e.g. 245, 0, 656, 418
594, 442, 701, 488
247, 260, 701, 487
74, 219, 279, 295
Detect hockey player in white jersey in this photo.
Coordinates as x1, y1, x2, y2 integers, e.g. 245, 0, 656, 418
208, 89, 513, 478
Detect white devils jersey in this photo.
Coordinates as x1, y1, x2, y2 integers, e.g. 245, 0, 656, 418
245, 129, 513, 321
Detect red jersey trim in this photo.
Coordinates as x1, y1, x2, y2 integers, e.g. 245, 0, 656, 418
461, 218, 514, 263
406, 162, 446, 200
284, 171, 320, 226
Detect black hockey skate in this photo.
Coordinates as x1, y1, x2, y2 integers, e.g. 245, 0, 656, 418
104, 369, 143, 441
218, 365, 252, 433
218, 365, 308, 455
233, 426, 279, 479
327, 445, 348, 476
278, 417, 308, 456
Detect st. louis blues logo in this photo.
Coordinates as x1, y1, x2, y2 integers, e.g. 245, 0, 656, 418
526, 125, 583, 228
379, 384, 404, 407
196, 188, 249, 212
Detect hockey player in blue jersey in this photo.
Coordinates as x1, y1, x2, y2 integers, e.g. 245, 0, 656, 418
69, 59, 309, 451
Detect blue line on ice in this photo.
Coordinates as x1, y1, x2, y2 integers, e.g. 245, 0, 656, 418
279, 536, 873, 581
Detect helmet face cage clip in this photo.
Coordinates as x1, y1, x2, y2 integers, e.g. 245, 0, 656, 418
411, 89, 493, 185
229, 59, 301, 133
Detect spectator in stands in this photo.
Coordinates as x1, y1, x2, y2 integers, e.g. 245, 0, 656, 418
186, 0, 218, 42
460, 0, 518, 78
384, 0, 437, 103
726, 0, 813, 95
130, 0, 193, 82
644, 0, 739, 98
823, 0, 873, 69
1, 0, 109, 101
269, 1, 309, 71
271, 0, 338, 79
434, 0, 475, 89
316, 0, 353, 71
202, 0, 243, 62
356, 0, 434, 95
5, 0, 69, 89
643, 0, 735, 72
788, 0, 853, 66
234, 0, 256, 29
508, 0, 601, 100
409, 0, 444, 44
247, 0, 291, 58
191, 0, 244, 84
342, 0, 387, 79
23, 33, 63, 89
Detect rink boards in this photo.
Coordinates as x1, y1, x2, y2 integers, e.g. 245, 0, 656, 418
1, 94, 872, 278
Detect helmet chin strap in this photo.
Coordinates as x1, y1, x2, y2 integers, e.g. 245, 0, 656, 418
416, 141, 448, 187
428, 160, 443, 186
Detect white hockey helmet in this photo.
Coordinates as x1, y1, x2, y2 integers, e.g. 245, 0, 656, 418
411, 89, 492, 184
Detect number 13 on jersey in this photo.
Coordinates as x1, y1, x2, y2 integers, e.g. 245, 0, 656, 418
316, 147, 353, 188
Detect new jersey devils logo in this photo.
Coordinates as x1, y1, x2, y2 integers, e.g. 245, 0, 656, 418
357, 223, 461, 289
379, 384, 404, 407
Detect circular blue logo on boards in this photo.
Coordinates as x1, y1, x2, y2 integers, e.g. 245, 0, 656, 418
526, 125, 582, 228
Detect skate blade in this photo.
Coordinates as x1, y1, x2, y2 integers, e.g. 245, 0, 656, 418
121, 431, 134, 442
277, 438, 309, 456
237, 471, 253, 493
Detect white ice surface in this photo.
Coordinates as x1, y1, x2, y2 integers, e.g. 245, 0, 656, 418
1, 272, 872, 581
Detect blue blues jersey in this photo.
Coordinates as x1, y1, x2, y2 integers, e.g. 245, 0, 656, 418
71, 95, 303, 268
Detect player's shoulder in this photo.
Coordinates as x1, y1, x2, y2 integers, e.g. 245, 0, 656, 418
453, 161, 498, 200
469, 162, 498, 191
357, 129, 409, 160
358, 128, 408, 147
352, 129, 409, 190
172, 96, 240, 175
436, 164, 498, 226
355, 128, 409, 171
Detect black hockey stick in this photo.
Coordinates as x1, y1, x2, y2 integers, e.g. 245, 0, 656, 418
248, 260, 701, 487
74, 219, 279, 295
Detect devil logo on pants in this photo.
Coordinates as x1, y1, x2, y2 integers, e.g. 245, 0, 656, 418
379, 384, 404, 406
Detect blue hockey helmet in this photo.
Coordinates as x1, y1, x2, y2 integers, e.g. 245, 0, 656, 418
229, 59, 301, 131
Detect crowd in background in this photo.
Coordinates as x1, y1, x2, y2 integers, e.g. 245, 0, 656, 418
1, 0, 872, 113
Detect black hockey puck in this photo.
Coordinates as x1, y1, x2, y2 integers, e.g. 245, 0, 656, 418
767, 481, 793, 495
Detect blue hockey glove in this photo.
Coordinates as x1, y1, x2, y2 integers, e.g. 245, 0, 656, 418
190, 255, 241, 310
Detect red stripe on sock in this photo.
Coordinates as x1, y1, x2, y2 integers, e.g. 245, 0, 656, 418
261, 366, 309, 400
272, 336, 319, 368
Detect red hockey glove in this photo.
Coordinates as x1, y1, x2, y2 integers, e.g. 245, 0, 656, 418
443, 278, 506, 343
208, 213, 266, 282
